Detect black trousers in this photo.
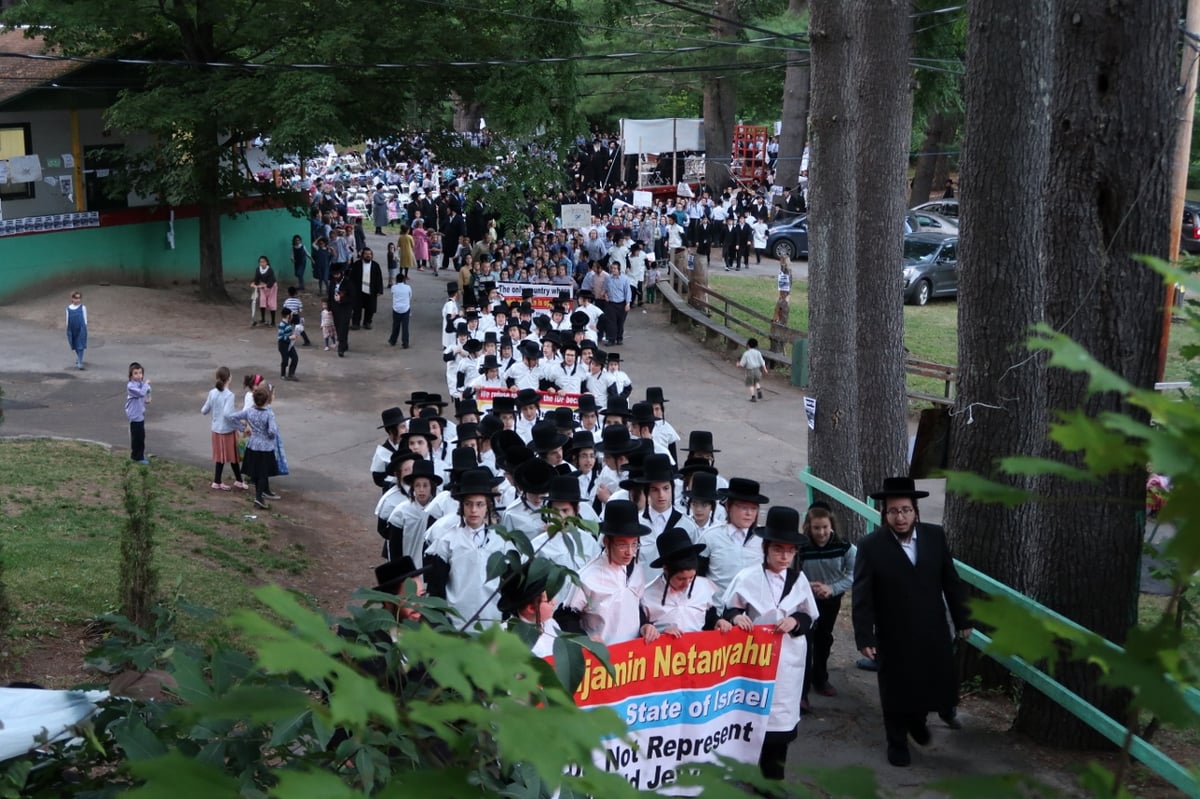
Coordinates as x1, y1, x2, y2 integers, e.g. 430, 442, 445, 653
605, 300, 628, 343
758, 728, 796, 780
804, 593, 843, 693
278, 340, 298, 377
883, 711, 927, 750
388, 310, 411, 347
333, 308, 351, 354
352, 294, 377, 327
129, 420, 145, 461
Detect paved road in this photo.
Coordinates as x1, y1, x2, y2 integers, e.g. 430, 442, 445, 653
0, 231, 1081, 794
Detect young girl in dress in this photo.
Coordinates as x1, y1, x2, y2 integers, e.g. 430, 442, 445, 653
428, 231, 443, 276
291, 235, 310, 292
412, 220, 429, 273
397, 225, 415, 281
721, 506, 819, 783
227, 384, 280, 510
251, 256, 278, 327
125, 362, 151, 464
200, 366, 247, 490
320, 298, 337, 351
385, 241, 398, 288
66, 290, 88, 370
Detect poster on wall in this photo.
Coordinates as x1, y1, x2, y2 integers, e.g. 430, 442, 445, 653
561, 203, 591, 230
8, 155, 42, 184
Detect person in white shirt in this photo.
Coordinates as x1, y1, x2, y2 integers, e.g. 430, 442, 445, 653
423, 469, 512, 628
641, 528, 731, 641
629, 401, 675, 465
699, 477, 770, 593
594, 423, 638, 505
513, 388, 543, 444
751, 216, 769, 264
384, 458, 441, 565
603, 352, 633, 400
644, 386, 681, 463
626, 242, 648, 307
387, 273, 412, 348
497, 558, 562, 658
681, 469, 726, 531
626, 454, 698, 581
720, 506, 819, 784
501, 457, 556, 539
469, 354, 506, 392
441, 283, 461, 350
505, 340, 544, 392
370, 406, 407, 492
558, 500, 655, 644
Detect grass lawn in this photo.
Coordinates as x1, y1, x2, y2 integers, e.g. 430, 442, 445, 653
706, 274, 1200, 395
0, 440, 309, 652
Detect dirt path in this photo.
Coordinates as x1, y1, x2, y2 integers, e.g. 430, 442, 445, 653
0, 238, 1167, 795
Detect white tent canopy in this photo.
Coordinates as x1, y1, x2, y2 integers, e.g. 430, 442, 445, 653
619, 119, 704, 155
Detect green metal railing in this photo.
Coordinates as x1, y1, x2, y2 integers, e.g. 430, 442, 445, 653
799, 466, 1200, 797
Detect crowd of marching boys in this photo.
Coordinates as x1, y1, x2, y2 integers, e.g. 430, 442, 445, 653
360, 288, 858, 782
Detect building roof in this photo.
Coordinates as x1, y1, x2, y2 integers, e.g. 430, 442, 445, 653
0, 28, 86, 108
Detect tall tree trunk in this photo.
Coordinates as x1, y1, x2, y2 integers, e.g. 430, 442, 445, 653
945, 0, 1052, 686
451, 92, 484, 134
195, 117, 227, 302
853, 0, 911, 503
775, 0, 811, 191
807, 0, 863, 536
703, 0, 739, 190
1016, 0, 1176, 748
908, 111, 954, 206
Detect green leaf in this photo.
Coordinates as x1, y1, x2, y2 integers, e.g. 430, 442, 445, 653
168, 651, 213, 703
943, 471, 1033, 506
172, 685, 313, 726
929, 773, 1064, 798
552, 633, 587, 693
125, 751, 240, 798
112, 713, 168, 761
799, 765, 882, 799
268, 769, 367, 799
997, 456, 1094, 482
1028, 326, 1132, 394
267, 710, 312, 748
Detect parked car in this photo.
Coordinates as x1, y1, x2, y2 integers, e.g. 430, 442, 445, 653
912, 198, 959, 219
1183, 201, 1200, 254
765, 215, 809, 260
908, 210, 958, 235
902, 232, 959, 306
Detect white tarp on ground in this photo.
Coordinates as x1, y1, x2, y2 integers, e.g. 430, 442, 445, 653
620, 119, 704, 155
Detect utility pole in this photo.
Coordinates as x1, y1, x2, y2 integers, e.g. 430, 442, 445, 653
1159, 0, 1200, 381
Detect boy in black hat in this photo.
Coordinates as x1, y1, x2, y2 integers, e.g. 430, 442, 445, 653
513, 387, 543, 443
603, 351, 632, 399
531, 475, 602, 579
627, 454, 696, 575
376, 450, 421, 558
506, 340, 545, 392
642, 528, 729, 642
721, 506, 819, 783
441, 282, 461, 351
644, 386, 680, 464
501, 457, 557, 537
424, 468, 511, 627
371, 406, 407, 491
558, 499, 654, 644
497, 558, 561, 657
385, 459, 444, 565
568, 430, 601, 504
698, 477, 770, 592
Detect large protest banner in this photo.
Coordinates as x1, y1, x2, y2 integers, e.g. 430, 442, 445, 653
555, 627, 781, 792
496, 281, 575, 311
474, 387, 580, 415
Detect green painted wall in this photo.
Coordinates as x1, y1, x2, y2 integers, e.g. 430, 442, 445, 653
0, 207, 304, 301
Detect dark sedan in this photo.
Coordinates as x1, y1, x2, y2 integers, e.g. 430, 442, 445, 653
765, 215, 809, 260
902, 232, 958, 305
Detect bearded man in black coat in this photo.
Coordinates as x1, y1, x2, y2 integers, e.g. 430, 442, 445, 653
851, 477, 972, 768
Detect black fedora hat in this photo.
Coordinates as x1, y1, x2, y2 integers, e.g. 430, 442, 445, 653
419, 393, 450, 409
455, 321, 469, 336
868, 476, 930, 501
453, 422, 480, 443
649, 528, 707, 569
399, 418, 435, 444
718, 477, 769, 505
491, 429, 524, 461
455, 399, 481, 419
679, 456, 718, 477
531, 420, 569, 454
568, 430, 596, 452
602, 397, 632, 419
630, 401, 656, 427
756, 506, 804, 546
479, 354, 503, 373
451, 468, 501, 499
463, 338, 483, 354
405, 391, 430, 408
600, 499, 651, 538
576, 394, 600, 414
631, 453, 676, 485
378, 406, 406, 429
550, 406, 577, 432
515, 388, 541, 408
686, 471, 721, 503
517, 340, 542, 360
372, 555, 425, 593
491, 395, 517, 415
600, 425, 640, 456
645, 387, 670, 404
514, 457, 557, 494
402, 459, 444, 489
419, 405, 448, 429
388, 449, 422, 474
446, 281, 460, 295
546, 474, 582, 504
496, 559, 550, 617
501, 444, 536, 473
683, 430, 720, 453
477, 414, 503, 440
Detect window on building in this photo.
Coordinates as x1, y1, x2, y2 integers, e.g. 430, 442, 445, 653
0, 123, 35, 201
